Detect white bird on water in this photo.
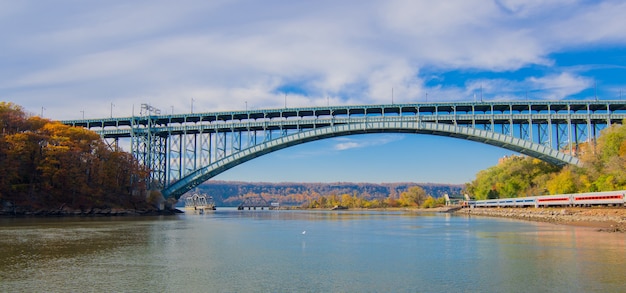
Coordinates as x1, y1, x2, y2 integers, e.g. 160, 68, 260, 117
302, 231, 306, 235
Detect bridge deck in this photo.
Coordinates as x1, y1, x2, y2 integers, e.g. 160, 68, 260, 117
62, 101, 626, 131
60, 100, 626, 199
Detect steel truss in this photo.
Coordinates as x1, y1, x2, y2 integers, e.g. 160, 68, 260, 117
63, 100, 626, 194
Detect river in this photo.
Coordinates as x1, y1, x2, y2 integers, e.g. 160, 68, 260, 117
1, 209, 625, 292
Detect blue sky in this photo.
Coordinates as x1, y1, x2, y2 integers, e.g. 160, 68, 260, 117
2, 0, 626, 184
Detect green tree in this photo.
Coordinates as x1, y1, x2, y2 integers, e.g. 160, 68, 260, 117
576, 120, 626, 191
486, 189, 499, 199
468, 120, 626, 197
467, 156, 561, 199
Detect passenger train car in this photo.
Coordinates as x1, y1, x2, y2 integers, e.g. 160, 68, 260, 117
469, 190, 626, 208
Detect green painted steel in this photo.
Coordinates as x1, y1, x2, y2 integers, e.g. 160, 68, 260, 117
62, 100, 626, 199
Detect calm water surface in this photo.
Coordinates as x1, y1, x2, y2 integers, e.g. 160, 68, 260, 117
1, 209, 625, 292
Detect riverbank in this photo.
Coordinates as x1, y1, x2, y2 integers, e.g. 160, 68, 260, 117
0, 206, 183, 217
458, 207, 626, 233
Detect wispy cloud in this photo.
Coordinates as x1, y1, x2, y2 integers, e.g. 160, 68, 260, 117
333, 135, 404, 151
274, 135, 404, 161
335, 141, 363, 151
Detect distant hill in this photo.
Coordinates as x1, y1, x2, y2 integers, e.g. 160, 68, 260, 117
192, 181, 464, 207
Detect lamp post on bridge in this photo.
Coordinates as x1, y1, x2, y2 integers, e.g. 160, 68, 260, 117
141, 103, 161, 116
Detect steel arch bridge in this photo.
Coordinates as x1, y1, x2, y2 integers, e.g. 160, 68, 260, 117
62, 100, 626, 199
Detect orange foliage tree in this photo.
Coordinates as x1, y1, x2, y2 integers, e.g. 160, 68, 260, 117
0, 102, 150, 211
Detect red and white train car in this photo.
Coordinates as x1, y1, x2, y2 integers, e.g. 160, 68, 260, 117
470, 190, 626, 208
570, 190, 626, 206
534, 194, 572, 207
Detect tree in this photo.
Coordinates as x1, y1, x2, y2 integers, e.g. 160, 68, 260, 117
486, 189, 499, 199
340, 193, 354, 207
0, 102, 28, 134
398, 186, 427, 207
575, 120, 626, 191
467, 155, 561, 199
546, 168, 577, 195
0, 102, 152, 212
467, 119, 626, 197
420, 196, 445, 208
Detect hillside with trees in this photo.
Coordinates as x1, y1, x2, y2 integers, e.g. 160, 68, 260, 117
194, 181, 462, 207
302, 186, 447, 209
0, 102, 161, 215
466, 120, 626, 200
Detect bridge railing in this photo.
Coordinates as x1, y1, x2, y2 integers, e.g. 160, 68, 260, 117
88, 113, 625, 137
60, 101, 626, 196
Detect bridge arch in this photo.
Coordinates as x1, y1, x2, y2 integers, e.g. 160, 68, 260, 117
162, 121, 578, 199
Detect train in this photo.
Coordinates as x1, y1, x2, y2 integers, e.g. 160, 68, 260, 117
467, 190, 626, 208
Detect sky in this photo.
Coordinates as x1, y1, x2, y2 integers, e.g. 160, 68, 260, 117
2, 0, 626, 185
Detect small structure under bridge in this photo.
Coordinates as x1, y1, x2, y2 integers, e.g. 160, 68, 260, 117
184, 193, 216, 212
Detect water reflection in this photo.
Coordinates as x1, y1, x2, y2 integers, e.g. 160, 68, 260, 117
1, 211, 626, 292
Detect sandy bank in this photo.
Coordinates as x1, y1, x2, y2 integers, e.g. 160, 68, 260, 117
457, 207, 626, 233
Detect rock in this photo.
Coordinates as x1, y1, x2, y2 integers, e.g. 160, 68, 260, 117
459, 207, 626, 233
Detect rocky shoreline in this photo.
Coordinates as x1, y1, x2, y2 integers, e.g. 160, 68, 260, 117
456, 207, 626, 233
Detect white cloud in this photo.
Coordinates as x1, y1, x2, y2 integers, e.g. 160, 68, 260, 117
1, 0, 626, 119
526, 73, 594, 99
459, 72, 594, 101
542, 1, 626, 47
333, 135, 404, 151
335, 141, 362, 151
493, 0, 578, 17
376, 0, 553, 71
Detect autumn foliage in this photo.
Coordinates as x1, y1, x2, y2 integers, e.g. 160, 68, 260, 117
195, 181, 460, 208
303, 186, 446, 209
466, 119, 626, 199
0, 102, 151, 212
